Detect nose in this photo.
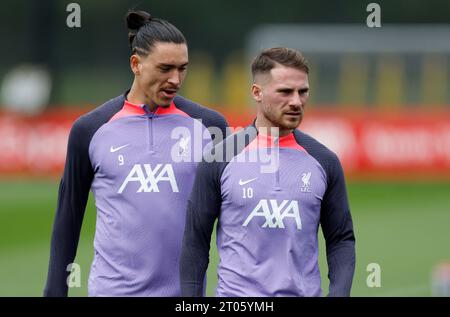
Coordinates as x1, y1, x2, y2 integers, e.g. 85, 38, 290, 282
290, 92, 303, 110
167, 70, 181, 86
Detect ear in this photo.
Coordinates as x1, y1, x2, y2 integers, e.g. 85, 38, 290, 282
252, 84, 263, 102
130, 54, 142, 76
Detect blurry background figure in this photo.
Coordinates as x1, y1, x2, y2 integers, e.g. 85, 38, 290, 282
1, 65, 52, 115
0, 0, 449, 297
432, 262, 450, 297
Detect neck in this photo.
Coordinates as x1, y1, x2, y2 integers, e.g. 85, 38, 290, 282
255, 115, 292, 137
127, 80, 158, 111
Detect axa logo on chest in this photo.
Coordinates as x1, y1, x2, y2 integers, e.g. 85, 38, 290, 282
243, 199, 302, 230
118, 164, 179, 193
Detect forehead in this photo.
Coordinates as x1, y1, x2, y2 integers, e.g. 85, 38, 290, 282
268, 65, 309, 87
146, 42, 188, 65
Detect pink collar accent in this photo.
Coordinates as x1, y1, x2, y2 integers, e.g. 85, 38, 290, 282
244, 131, 306, 152
109, 99, 190, 122
124, 99, 189, 117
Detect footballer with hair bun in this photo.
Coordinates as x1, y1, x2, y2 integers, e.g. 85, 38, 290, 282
44, 9, 227, 297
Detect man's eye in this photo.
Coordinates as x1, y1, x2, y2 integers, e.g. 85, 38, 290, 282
159, 65, 172, 72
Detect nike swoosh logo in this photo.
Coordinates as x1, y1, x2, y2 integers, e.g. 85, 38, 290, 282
110, 144, 129, 153
238, 177, 258, 186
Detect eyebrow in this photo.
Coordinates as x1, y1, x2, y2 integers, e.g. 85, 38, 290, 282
276, 87, 309, 92
158, 63, 189, 68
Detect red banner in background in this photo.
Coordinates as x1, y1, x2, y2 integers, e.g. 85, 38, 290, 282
0, 110, 80, 176
1, 108, 450, 179
300, 112, 450, 179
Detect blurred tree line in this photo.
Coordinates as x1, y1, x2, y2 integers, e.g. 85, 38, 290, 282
0, 0, 449, 107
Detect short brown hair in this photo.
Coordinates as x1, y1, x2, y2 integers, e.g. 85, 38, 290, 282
251, 47, 309, 80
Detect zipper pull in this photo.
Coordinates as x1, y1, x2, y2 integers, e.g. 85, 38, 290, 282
142, 104, 154, 118
273, 137, 282, 191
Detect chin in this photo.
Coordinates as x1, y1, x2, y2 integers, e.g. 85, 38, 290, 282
280, 120, 301, 130
157, 99, 172, 107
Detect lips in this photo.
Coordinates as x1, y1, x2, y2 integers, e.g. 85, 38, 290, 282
161, 88, 178, 99
284, 112, 302, 116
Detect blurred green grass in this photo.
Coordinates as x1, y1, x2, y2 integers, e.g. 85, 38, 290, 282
0, 180, 449, 296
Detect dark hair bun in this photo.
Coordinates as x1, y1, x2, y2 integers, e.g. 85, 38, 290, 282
126, 10, 152, 31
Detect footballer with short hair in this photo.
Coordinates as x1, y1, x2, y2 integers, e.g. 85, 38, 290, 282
180, 47, 355, 297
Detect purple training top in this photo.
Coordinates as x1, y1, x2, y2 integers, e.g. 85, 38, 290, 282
44, 92, 228, 297
180, 125, 355, 297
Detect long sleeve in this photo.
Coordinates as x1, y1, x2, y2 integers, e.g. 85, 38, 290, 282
320, 156, 356, 297
43, 118, 94, 297
179, 160, 223, 296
